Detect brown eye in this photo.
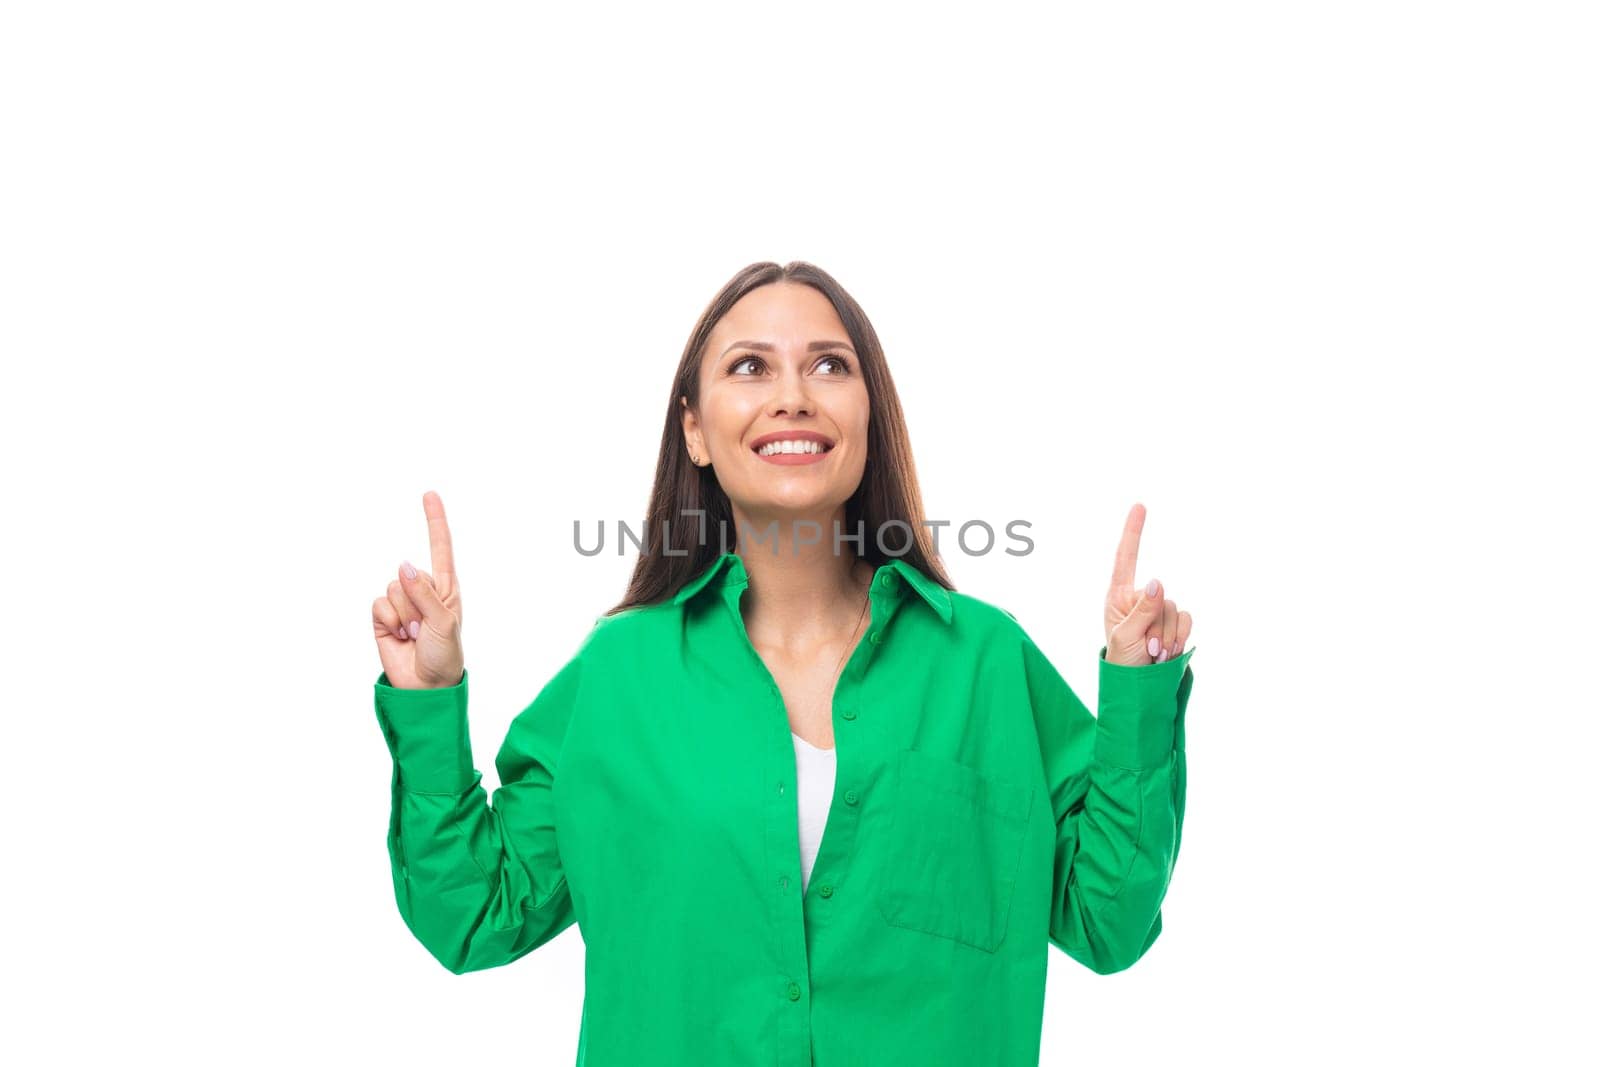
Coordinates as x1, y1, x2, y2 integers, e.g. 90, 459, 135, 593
730, 356, 764, 375
816, 355, 850, 375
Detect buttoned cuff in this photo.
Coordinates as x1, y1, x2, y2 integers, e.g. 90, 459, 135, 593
1094, 645, 1196, 770
373, 667, 476, 794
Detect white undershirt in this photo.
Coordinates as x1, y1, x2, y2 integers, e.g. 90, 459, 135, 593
790, 731, 837, 894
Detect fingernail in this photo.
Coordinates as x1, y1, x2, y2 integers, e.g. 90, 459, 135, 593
394, 626, 407, 640
408, 620, 420, 639
1148, 636, 1161, 657
1146, 578, 1159, 597
1157, 647, 1169, 663
1175, 641, 1184, 654
402, 560, 418, 580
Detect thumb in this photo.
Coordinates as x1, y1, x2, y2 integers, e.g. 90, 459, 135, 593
399, 561, 451, 628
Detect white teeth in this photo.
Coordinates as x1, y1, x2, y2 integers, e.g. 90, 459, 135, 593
757, 439, 828, 456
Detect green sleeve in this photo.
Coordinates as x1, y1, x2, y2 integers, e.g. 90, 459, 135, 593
373, 659, 583, 974
1024, 635, 1196, 974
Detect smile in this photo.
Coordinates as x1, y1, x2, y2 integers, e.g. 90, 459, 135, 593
756, 439, 830, 456
749, 432, 835, 466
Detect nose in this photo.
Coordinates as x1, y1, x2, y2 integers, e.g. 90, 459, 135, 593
766, 364, 814, 417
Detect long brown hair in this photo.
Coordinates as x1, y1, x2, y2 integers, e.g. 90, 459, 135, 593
602, 260, 953, 617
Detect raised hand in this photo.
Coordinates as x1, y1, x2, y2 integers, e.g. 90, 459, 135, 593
1103, 502, 1193, 667
371, 490, 465, 689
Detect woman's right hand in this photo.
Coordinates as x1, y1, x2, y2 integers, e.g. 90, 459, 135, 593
372, 490, 465, 689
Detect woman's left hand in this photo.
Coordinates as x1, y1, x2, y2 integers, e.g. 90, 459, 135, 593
1103, 502, 1193, 666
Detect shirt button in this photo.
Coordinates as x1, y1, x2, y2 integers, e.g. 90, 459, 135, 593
841, 708, 857, 721
868, 631, 882, 645
881, 571, 899, 589
819, 884, 833, 898
787, 981, 802, 1001
778, 875, 789, 889
844, 789, 858, 805
777, 782, 785, 794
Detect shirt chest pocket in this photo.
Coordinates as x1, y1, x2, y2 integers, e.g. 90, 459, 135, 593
875, 747, 1035, 954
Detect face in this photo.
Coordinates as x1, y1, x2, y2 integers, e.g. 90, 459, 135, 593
682, 282, 870, 533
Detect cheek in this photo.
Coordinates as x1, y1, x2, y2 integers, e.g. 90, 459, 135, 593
699, 393, 760, 447
829, 387, 871, 438
847, 406, 871, 445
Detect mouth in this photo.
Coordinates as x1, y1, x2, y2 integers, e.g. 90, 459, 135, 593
749, 431, 835, 458
752, 440, 834, 457
749, 431, 835, 465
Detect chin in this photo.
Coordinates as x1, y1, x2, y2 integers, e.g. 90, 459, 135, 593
735, 489, 851, 520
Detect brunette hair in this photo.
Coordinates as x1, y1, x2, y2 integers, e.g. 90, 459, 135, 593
602, 260, 953, 616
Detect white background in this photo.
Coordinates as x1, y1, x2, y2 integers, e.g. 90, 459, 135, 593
3, 2, 1595, 1064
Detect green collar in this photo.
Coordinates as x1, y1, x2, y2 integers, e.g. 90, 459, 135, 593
671, 551, 952, 624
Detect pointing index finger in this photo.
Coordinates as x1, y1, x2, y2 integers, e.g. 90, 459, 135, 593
1110, 502, 1146, 591
422, 490, 456, 596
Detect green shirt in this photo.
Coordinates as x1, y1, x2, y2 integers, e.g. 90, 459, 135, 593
373, 551, 1197, 1066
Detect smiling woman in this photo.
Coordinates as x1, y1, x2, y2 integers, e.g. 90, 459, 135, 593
623, 263, 945, 608
369, 261, 1198, 1067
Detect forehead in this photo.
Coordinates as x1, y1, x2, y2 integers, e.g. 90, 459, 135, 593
707, 283, 848, 347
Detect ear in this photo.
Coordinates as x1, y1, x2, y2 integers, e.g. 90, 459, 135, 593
680, 395, 702, 457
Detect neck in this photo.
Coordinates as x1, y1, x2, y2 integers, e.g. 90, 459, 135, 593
730, 512, 873, 651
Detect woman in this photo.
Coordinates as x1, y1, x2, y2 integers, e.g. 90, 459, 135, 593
370, 261, 1197, 1067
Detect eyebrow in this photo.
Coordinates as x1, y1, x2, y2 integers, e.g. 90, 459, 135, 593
719, 340, 857, 360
